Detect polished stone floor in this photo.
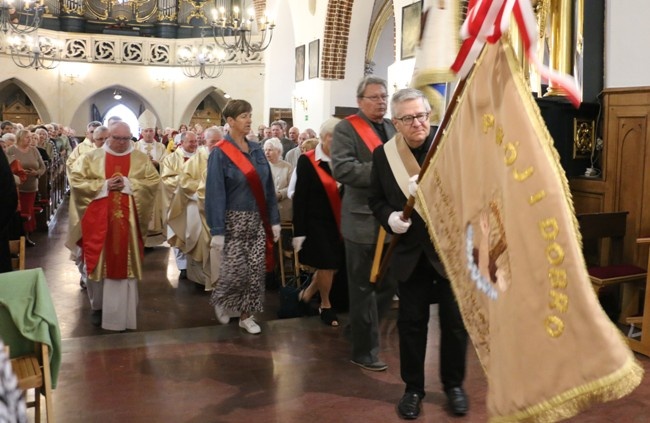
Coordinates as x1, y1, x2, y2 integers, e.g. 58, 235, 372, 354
17, 202, 650, 422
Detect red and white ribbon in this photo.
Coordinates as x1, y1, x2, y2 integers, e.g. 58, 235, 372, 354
451, 0, 582, 107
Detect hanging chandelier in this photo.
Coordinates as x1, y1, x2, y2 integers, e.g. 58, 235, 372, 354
0, 0, 46, 35
210, 5, 275, 54
178, 32, 226, 80
9, 34, 61, 70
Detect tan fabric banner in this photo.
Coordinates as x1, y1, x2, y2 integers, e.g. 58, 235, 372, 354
416, 40, 643, 422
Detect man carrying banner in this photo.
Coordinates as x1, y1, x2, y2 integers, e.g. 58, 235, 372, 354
369, 88, 468, 419
331, 75, 397, 371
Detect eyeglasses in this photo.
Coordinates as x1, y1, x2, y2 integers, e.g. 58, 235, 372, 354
361, 94, 388, 102
394, 112, 430, 126
111, 136, 131, 142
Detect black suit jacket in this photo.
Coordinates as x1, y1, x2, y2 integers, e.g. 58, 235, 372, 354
368, 128, 445, 281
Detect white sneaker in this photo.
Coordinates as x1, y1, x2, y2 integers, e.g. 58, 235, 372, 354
239, 316, 261, 334
214, 305, 230, 325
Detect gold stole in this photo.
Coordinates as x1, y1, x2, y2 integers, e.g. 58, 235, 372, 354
383, 133, 423, 216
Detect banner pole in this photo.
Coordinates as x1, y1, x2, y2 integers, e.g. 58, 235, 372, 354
375, 75, 470, 285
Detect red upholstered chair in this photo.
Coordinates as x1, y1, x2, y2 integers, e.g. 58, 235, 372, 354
577, 212, 647, 321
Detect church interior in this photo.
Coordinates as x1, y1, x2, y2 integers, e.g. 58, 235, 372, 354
3, 0, 650, 421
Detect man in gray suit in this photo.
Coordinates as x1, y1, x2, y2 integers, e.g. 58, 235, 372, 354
331, 75, 397, 371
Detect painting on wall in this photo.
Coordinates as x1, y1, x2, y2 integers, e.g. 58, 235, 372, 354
401, 1, 422, 60
309, 39, 320, 79
295, 44, 305, 82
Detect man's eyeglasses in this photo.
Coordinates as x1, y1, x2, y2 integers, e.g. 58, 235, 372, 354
361, 94, 388, 102
111, 136, 131, 142
394, 112, 430, 126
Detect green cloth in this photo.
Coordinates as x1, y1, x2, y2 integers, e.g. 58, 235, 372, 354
0, 268, 62, 388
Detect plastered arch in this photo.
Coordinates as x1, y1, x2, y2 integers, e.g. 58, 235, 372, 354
0, 77, 52, 124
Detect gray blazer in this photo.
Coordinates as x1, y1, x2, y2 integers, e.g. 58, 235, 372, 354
331, 112, 396, 244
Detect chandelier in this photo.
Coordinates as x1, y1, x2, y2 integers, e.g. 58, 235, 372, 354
210, 5, 275, 54
0, 0, 45, 34
9, 34, 61, 70
178, 32, 226, 79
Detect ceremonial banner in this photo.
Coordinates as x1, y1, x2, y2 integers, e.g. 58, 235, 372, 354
416, 40, 643, 422
410, 0, 460, 124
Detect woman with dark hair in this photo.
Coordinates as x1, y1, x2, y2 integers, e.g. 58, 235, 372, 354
7, 129, 45, 247
205, 99, 281, 334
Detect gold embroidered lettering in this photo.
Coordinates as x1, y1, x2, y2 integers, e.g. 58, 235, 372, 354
539, 218, 559, 241
483, 114, 495, 134
549, 290, 569, 313
545, 315, 565, 337
548, 268, 567, 289
504, 142, 517, 166
513, 166, 534, 181
545, 242, 565, 266
529, 190, 546, 205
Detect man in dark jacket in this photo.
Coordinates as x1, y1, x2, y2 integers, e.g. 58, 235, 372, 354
369, 88, 468, 420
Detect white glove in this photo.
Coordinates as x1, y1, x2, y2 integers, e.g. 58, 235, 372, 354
292, 236, 306, 253
210, 235, 225, 250
408, 175, 419, 197
272, 224, 281, 243
388, 211, 411, 234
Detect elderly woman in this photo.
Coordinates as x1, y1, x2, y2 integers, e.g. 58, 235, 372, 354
263, 137, 293, 222
292, 118, 343, 326
35, 128, 54, 160
7, 129, 46, 246
205, 99, 281, 334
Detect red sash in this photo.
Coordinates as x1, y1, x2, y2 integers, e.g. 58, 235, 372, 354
346, 114, 383, 153
305, 150, 341, 235
216, 140, 274, 272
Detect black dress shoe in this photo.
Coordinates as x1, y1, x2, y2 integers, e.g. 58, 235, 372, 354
397, 392, 422, 420
445, 387, 469, 416
179, 269, 187, 280
25, 239, 36, 248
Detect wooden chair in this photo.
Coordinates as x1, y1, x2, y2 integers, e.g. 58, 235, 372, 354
624, 237, 650, 356
277, 222, 300, 287
9, 236, 26, 271
10, 342, 55, 423
577, 212, 647, 295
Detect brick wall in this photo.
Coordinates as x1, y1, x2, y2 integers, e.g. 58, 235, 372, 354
321, 0, 355, 80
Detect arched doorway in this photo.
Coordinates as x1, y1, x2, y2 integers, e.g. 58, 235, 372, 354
103, 104, 139, 135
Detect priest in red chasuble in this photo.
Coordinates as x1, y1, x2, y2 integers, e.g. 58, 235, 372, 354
68, 121, 160, 331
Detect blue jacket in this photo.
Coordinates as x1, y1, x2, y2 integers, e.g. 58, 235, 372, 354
205, 135, 280, 236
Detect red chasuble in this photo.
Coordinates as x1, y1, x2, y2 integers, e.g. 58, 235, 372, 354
82, 152, 132, 279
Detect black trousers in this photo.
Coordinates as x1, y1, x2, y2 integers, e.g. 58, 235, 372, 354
397, 252, 468, 397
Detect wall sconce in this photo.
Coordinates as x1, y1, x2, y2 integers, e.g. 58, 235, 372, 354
156, 76, 172, 89
293, 96, 308, 112
63, 71, 79, 85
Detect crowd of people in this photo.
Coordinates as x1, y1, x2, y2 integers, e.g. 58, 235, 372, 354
0, 77, 471, 420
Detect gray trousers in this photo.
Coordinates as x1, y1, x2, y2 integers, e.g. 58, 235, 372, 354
344, 239, 398, 364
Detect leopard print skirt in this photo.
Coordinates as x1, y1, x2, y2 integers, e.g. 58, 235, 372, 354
209, 210, 266, 313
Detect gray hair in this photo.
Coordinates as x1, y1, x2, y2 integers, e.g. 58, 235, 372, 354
356, 75, 387, 98
1, 133, 16, 142
87, 121, 102, 131
264, 137, 283, 154
319, 118, 341, 139
93, 126, 109, 137
203, 126, 223, 140
390, 88, 431, 116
